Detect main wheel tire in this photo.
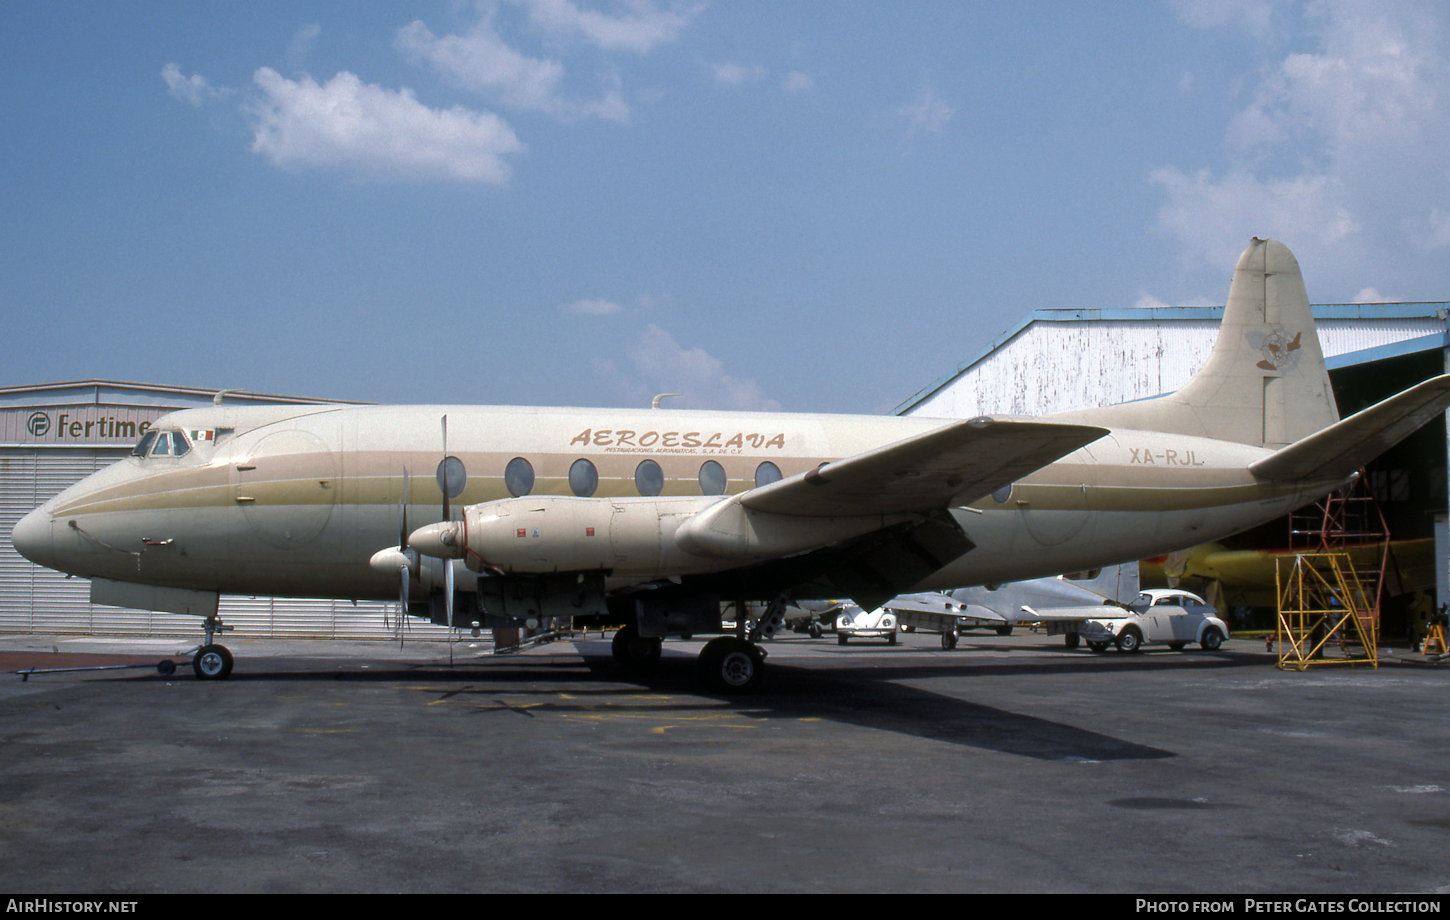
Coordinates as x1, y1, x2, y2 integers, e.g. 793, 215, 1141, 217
1116, 627, 1143, 653
1063, 632, 1081, 649
995, 624, 1013, 636
1087, 641, 1109, 652
941, 631, 959, 650
611, 624, 661, 670
698, 637, 763, 694
192, 644, 233, 680
1200, 627, 1224, 651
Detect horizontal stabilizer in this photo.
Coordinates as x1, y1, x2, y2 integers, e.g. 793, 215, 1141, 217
742, 416, 1107, 517
1250, 375, 1450, 482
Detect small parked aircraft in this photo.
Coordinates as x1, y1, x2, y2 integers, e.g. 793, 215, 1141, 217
885, 564, 1139, 648
14, 239, 1450, 692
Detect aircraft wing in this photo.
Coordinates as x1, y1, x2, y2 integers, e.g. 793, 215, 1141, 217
741, 417, 1108, 517
1251, 375, 1450, 482
883, 591, 976, 617
1021, 604, 1126, 621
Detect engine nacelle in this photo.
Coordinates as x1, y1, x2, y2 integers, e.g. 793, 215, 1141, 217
410, 495, 720, 576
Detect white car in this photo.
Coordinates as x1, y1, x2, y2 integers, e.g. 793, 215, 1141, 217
835, 605, 898, 645
1078, 589, 1229, 653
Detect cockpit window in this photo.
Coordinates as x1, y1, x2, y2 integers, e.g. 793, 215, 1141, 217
148, 430, 192, 458
132, 430, 158, 458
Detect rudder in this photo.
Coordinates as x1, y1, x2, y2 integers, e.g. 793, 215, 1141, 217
1065, 238, 1340, 447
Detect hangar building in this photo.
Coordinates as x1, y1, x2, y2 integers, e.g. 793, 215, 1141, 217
0, 381, 440, 640
896, 303, 1450, 619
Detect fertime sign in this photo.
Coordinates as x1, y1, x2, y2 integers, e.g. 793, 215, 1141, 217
3, 408, 166, 446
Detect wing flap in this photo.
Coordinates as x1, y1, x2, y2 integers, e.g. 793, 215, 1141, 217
742, 416, 1108, 517
1250, 375, 1450, 482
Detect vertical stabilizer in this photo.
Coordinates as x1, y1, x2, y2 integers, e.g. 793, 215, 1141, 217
1065, 238, 1339, 447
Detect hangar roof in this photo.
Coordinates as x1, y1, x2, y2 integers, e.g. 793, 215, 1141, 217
0, 380, 369, 411
896, 303, 1450, 419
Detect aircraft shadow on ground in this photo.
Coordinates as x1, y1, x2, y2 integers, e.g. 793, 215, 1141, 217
103, 643, 1186, 762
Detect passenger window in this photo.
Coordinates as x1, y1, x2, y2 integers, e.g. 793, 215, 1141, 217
698, 460, 727, 495
754, 461, 782, 488
436, 456, 466, 500
635, 459, 663, 497
504, 457, 535, 497
569, 458, 598, 497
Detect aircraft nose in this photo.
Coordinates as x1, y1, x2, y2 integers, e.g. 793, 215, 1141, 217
11, 505, 55, 568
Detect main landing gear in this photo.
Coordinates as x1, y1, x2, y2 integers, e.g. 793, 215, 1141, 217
188, 617, 234, 680
697, 637, 764, 694
612, 623, 766, 693
612, 595, 784, 694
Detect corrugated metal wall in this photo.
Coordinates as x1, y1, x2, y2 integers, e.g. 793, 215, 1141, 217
1, 446, 450, 640
907, 315, 1446, 419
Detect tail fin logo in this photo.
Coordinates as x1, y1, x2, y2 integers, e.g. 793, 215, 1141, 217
1249, 329, 1303, 372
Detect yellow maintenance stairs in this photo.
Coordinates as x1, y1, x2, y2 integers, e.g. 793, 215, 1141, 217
1274, 474, 1388, 670
1274, 553, 1378, 670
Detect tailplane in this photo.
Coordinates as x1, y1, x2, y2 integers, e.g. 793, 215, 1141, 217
1067, 238, 1340, 447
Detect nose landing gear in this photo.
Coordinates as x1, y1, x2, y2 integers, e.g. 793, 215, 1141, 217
188, 617, 234, 680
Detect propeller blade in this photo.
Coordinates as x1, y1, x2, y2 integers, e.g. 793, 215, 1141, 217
398, 467, 411, 551
444, 558, 455, 629
398, 561, 410, 649
441, 415, 449, 523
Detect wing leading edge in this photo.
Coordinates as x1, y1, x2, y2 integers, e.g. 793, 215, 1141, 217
740, 416, 1110, 517
671, 417, 1107, 606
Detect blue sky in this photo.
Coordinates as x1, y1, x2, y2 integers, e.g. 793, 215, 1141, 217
4, 1, 1450, 415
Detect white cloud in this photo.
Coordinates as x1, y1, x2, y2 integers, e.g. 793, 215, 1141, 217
162, 64, 221, 107
707, 60, 767, 86
247, 68, 525, 184
783, 71, 814, 94
289, 23, 322, 64
1408, 207, 1450, 251
1353, 287, 1391, 303
897, 84, 954, 143
1153, 0, 1450, 293
602, 324, 780, 411
1169, 0, 1287, 40
1150, 167, 1359, 272
396, 16, 629, 121
521, 0, 703, 53
562, 297, 624, 315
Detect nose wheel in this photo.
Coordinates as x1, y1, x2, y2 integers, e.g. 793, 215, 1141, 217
192, 644, 234, 680
188, 617, 234, 680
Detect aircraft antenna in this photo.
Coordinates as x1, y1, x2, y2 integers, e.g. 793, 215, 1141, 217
652, 393, 681, 409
